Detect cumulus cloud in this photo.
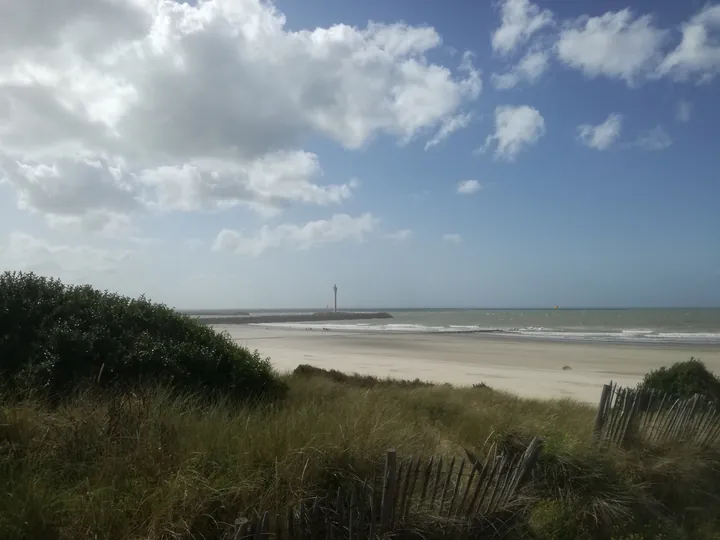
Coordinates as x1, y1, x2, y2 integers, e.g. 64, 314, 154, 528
0, 0, 480, 231
635, 126, 673, 150
676, 100, 693, 122
491, 48, 550, 89
489, 2, 720, 88
656, 5, 720, 83
457, 180, 482, 194
443, 233, 462, 244
213, 213, 379, 256
492, 0, 553, 55
385, 229, 413, 242
556, 9, 668, 85
0, 232, 129, 277
577, 113, 623, 150
480, 105, 546, 161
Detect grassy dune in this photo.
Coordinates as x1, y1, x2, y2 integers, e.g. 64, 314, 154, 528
3, 367, 720, 540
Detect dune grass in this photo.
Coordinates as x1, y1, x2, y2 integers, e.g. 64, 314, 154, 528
3, 367, 720, 540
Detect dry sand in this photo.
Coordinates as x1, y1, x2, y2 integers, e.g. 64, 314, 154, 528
218, 325, 720, 404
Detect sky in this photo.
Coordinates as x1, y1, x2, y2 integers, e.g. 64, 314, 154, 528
0, 0, 719, 309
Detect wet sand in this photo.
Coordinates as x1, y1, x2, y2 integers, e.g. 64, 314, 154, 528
218, 325, 720, 403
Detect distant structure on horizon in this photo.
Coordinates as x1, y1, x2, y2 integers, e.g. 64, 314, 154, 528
333, 284, 338, 312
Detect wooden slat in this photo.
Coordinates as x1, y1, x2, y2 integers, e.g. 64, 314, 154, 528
484, 456, 508, 514
368, 480, 377, 540
418, 457, 434, 509
466, 443, 496, 520
603, 389, 623, 444
593, 384, 612, 440
646, 391, 668, 439
455, 457, 478, 519
403, 456, 422, 519
397, 457, 415, 521
620, 391, 641, 447
469, 452, 500, 520
439, 456, 456, 516
380, 449, 398, 532
430, 456, 443, 508
390, 461, 405, 527
324, 497, 332, 540
286, 505, 295, 540
447, 458, 465, 517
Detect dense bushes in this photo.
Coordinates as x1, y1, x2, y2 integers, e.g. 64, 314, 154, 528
641, 358, 720, 404
0, 271, 286, 400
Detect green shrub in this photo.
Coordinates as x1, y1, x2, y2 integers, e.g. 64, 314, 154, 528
0, 271, 286, 400
640, 358, 720, 404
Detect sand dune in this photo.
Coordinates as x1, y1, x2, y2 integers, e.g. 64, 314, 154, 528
218, 325, 720, 403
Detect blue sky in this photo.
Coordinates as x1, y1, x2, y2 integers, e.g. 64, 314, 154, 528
0, 0, 719, 309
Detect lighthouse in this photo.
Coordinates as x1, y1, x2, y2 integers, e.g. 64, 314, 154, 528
333, 284, 338, 312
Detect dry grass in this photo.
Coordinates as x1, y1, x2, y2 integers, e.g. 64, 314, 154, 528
1, 368, 719, 540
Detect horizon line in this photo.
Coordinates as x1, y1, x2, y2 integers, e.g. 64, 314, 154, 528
178, 306, 720, 312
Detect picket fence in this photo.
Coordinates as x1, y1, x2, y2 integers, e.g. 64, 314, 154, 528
231, 438, 543, 540
227, 380, 720, 538
593, 382, 720, 448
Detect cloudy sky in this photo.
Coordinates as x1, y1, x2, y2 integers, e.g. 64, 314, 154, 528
1, 0, 719, 309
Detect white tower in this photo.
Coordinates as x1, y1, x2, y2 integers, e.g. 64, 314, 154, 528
333, 284, 338, 312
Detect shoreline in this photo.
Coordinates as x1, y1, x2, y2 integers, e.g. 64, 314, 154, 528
235, 323, 720, 347
217, 325, 720, 403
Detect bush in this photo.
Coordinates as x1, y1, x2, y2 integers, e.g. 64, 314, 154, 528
0, 271, 287, 400
640, 358, 720, 404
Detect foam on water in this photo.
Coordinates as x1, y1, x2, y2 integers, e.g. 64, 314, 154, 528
510, 328, 720, 344
250, 322, 720, 344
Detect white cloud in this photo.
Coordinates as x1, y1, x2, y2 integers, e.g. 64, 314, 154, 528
443, 233, 462, 244
385, 229, 412, 242
425, 112, 473, 150
657, 5, 720, 83
136, 151, 356, 213
0, 232, 129, 277
457, 180, 482, 194
635, 126, 673, 150
491, 48, 550, 89
213, 213, 379, 257
556, 9, 668, 85
492, 0, 553, 55
676, 99, 693, 122
0, 155, 139, 232
577, 113, 623, 150
480, 105, 546, 161
0, 0, 480, 230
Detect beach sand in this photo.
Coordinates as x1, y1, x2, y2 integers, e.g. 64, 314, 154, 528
219, 325, 720, 403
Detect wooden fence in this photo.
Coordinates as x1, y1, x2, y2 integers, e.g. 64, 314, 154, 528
231, 437, 544, 540
592, 382, 720, 448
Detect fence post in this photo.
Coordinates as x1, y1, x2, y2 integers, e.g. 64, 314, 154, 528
380, 449, 397, 532
593, 384, 612, 441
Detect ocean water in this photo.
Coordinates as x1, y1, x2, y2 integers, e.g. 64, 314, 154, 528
198, 308, 720, 345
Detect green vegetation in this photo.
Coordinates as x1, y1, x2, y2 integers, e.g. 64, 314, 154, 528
0, 271, 286, 400
1, 369, 719, 539
1, 273, 719, 539
641, 357, 720, 404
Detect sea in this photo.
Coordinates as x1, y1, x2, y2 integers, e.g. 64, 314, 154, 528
184, 308, 720, 345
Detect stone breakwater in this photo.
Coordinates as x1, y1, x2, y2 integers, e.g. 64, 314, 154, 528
196, 312, 394, 325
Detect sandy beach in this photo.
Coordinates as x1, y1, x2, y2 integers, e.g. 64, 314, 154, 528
219, 325, 720, 403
